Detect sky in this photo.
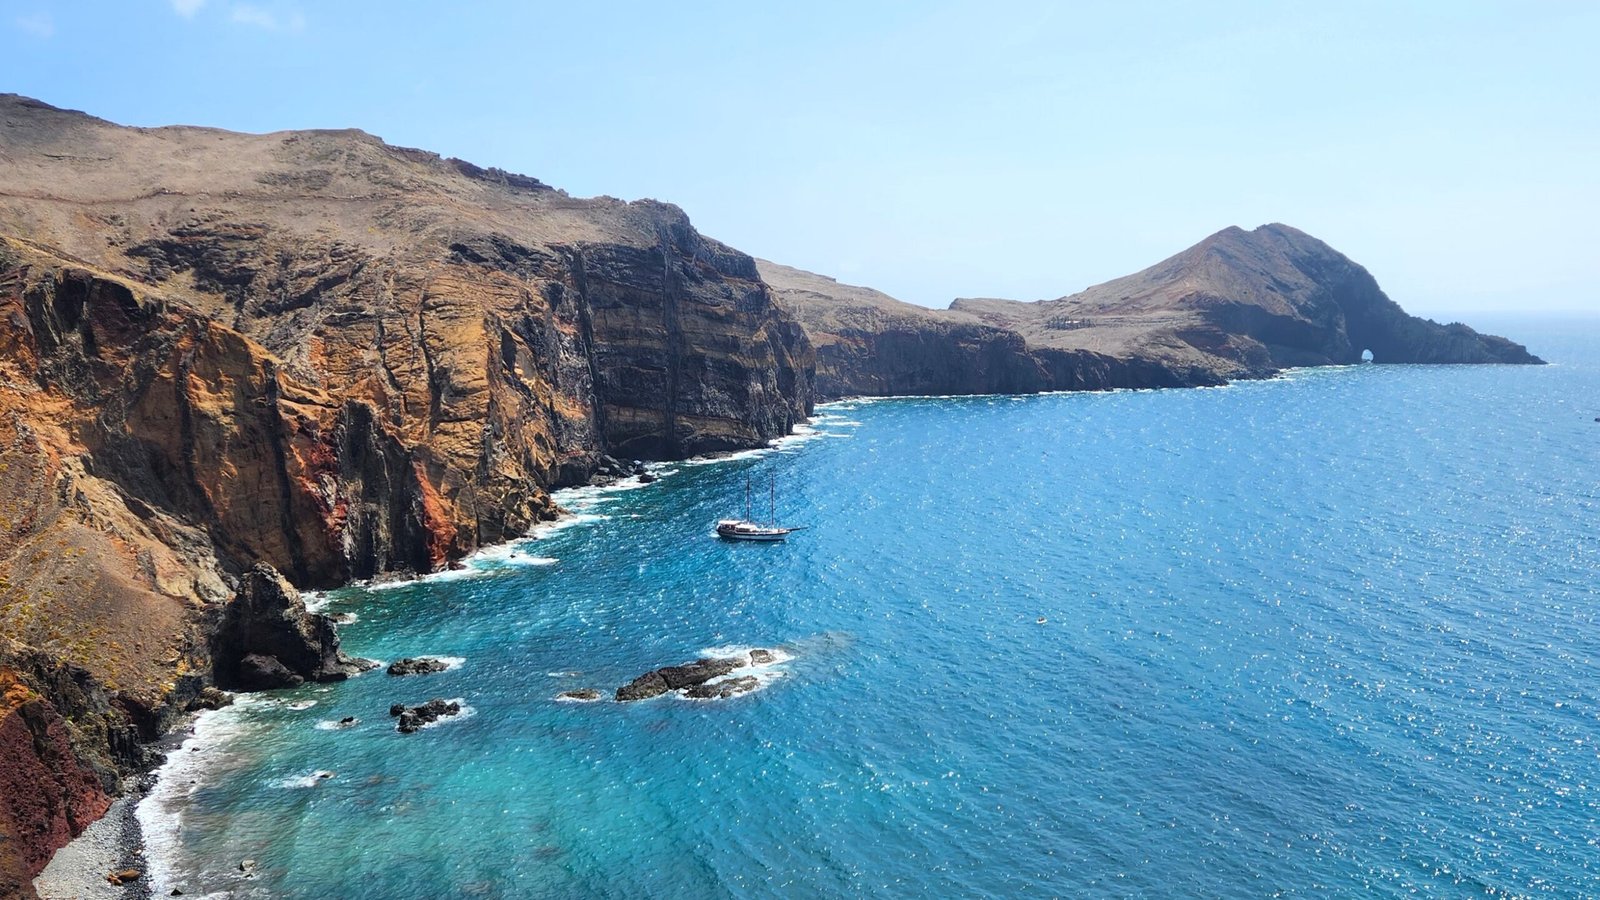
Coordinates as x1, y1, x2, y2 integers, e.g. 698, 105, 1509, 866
3, 1, 1597, 317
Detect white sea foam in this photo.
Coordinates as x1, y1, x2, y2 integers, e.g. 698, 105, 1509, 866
135, 697, 264, 897
285, 699, 318, 711
276, 770, 337, 789
313, 717, 360, 731
508, 555, 561, 567
470, 540, 560, 568
698, 644, 796, 668
680, 446, 773, 466
525, 511, 611, 536
301, 590, 331, 613
363, 564, 491, 592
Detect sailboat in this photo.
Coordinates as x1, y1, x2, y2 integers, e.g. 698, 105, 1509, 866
717, 473, 803, 541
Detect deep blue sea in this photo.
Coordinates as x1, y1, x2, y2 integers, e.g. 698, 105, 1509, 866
139, 319, 1600, 898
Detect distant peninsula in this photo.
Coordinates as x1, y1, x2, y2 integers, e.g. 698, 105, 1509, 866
0, 93, 1541, 897
761, 224, 1541, 400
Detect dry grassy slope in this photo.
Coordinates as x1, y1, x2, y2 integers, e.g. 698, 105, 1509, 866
953, 224, 1543, 371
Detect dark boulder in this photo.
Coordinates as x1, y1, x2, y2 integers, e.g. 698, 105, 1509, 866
393, 698, 461, 733
749, 648, 775, 665
386, 657, 450, 677
684, 676, 760, 699
185, 686, 234, 711
615, 671, 669, 702
211, 565, 370, 691
637, 472, 657, 484
237, 654, 302, 690
657, 657, 743, 690
557, 689, 601, 702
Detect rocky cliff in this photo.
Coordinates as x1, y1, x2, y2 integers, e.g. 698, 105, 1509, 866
765, 224, 1541, 399
0, 93, 1546, 889
0, 94, 813, 889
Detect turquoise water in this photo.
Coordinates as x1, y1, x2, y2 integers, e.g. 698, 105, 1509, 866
142, 320, 1600, 898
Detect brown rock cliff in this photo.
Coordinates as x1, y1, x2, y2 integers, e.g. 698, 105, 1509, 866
0, 94, 813, 884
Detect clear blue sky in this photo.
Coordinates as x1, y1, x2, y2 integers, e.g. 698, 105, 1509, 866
4, 1, 1597, 316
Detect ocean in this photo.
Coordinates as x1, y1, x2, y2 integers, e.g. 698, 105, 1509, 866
137, 319, 1600, 898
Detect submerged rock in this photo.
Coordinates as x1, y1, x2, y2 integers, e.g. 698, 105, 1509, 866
684, 676, 760, 699
557, 689, 602, 702
387, 657, 451, 677
393, 698, 462, 733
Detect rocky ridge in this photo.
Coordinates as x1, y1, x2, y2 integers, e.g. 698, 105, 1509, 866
762, 224, 1541, 399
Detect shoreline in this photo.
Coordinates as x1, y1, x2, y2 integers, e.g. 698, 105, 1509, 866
33, 783, 153, 900
50, 416, 844, 896
29, 361, 1549, 893
22, 370, 1388, 894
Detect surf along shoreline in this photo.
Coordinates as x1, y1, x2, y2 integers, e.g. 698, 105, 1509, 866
35, 407, 856, 898
19, 370, 1425, 895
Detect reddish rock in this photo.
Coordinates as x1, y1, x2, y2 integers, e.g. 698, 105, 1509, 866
0, 669, 112, 892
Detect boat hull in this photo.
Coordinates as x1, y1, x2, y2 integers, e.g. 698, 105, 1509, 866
718, 530, 791, 542
716, 521, 796, 541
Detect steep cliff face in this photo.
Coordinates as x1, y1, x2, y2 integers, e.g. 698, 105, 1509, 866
764, 225, 1539, 399
0, 94, 813, 882
757, 260, 1051, 397
0, 95, 812, 590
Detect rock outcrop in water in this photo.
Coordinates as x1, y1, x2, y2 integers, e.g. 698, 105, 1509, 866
614, 653, 769, 702
389, 697, 461, 733
386, 657, 450, 677
762, 225, 1542, 399
210, 565, 370, 690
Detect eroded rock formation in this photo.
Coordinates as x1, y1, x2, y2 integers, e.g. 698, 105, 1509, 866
210, 565, 370, 690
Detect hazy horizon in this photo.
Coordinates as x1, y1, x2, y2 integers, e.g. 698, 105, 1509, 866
4, 1, 1596, 320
